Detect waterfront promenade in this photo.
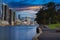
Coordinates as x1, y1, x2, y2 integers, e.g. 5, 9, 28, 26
38, 32, 60, 40
32, 26, 60, 40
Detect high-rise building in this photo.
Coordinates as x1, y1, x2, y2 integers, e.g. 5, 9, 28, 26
2, 3, 9, 21
13, 11, 16, 25
8, 9, 13, 25
13, 11, 16, 22
1, 3, 16, 25
8, 9, 16, 25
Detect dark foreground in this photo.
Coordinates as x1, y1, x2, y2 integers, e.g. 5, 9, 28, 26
38, 32, 60, 40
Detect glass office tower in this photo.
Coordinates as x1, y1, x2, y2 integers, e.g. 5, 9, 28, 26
2, 3, 9, 21
13, 11, 16, 23
2, 3, 16, 25
9, 9, 16, 25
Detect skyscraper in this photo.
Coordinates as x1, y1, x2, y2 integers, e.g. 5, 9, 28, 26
8, 9, 16, 25
13, 11, 16, 21
2, 3, 9, 21
8, 9, 13, 25
13, 11, 16, 25
2, 3, 16, 25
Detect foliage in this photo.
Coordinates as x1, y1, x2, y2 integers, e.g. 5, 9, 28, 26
35, 2, 60, 25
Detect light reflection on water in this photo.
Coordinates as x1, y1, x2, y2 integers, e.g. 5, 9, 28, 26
0, 25, 38, 40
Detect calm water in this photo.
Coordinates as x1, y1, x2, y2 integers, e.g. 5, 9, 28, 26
0, 25, 38, 40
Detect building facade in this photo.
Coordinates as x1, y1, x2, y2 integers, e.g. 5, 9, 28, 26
1, 3, 16, 25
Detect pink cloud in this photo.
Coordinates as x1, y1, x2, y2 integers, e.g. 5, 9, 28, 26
14, 6, 42, 11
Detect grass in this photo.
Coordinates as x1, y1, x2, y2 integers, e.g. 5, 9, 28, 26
48, 23, 60, 29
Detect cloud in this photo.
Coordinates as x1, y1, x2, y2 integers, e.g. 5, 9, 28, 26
15, 6, 42, 11
17, 10, 38, 14
16, 10, 38, 18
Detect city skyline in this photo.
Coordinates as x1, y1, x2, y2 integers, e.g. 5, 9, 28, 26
1, 0, 60, 20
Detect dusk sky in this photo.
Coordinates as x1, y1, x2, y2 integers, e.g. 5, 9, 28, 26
2, 0, 60, 19
3, 0, 60, 8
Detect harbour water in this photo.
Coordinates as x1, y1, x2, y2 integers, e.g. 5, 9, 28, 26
0, 25, 38, 40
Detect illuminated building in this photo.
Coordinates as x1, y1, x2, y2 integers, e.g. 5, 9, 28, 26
9, 9, 16, 25
2, 3, 16, 25
2, 3, 9, 21
13, 11, 16, 23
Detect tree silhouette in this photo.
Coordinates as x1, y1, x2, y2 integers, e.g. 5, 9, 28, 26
35, 2, 57, 25
46, 2, 57, 24
57, 9, 60, 22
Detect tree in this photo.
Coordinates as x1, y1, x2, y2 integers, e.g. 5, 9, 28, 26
35, 7, 45, 25
35, 2, 57, 25
46, 2, 57, 24
57, 9, 60, 22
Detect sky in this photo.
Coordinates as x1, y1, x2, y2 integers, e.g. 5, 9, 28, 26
3, 0, 60, 8
1, 0, 60, 19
